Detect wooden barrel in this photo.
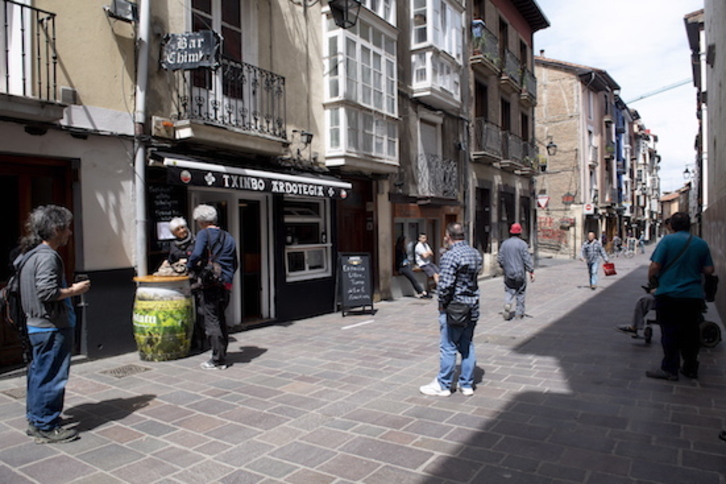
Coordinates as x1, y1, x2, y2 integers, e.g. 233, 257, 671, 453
132, 276, 194, 361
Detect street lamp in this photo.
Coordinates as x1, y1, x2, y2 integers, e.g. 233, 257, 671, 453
546, 137, 558, 156
328, 0, 362, 29
683, 166, 692, 180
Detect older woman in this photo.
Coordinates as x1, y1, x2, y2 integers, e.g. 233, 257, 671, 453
168, 217, 194, 264
187, 205, 238, 370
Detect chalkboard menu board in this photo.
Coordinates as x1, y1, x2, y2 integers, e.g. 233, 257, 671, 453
337, 253, 374, 316
147, 184, 187, 253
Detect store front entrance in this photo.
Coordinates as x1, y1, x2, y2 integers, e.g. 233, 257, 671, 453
189, 190, 273, 326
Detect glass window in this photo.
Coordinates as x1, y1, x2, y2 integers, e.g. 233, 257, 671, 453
413, 0, 427, 44
329, 108, 340, 149
347, 109, 359, 150
284, 198, 331, 280
328, 36, 339, 98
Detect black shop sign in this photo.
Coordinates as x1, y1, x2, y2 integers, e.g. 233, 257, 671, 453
161, 30, 220, 71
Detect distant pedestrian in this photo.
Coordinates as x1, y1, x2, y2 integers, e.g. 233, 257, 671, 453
419, 223, 482, 397
19, 205, 90, 443
497, 223, 534, 320
638, 233, 646, 254
188, 205, 239, 370
645, 212, 714, 381
415, 233, 439, 292
395, 236, 430, 298
580, 232, 609, 290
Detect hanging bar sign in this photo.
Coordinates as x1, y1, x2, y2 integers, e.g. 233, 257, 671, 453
161, 30, 220, 71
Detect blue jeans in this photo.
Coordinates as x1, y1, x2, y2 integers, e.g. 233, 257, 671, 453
504, 281, 527, 316
587, 262, 599, 287
27, 328, 72, 431
437, 311, 476, 390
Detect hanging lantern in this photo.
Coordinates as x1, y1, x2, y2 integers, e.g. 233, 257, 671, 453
328, 0, 362, 29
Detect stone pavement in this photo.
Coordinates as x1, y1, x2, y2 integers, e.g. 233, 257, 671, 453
0, 249, 724, 484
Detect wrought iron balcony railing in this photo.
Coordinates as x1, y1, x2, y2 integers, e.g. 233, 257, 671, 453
501, 49, 521, 84
471, 23, 499, 65
502, 131, 523, 162
1, 0, 57, 101
521, 68, 536, 100
417, 153, 458, 199
472, 118, 502, 158
172, 57, 287, 140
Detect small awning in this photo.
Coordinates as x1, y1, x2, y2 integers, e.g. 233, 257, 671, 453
163, 157, 351, 199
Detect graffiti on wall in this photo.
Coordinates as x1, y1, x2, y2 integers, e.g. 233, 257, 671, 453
537, 216, 571, 251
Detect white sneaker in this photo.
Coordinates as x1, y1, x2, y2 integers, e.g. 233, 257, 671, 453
459, 386, 474, 396
419, 380, 451, 397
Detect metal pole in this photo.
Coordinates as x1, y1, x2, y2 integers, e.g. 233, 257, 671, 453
134, 0, 151, 276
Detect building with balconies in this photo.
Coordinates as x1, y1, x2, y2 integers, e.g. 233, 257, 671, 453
468, 0, 548, 275
534, 56, 632, 259
0, 0, 139, 366
0, 0, 367, 367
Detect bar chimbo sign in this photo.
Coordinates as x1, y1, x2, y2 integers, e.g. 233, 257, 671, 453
161, 30, 219, 71
167, 166, 348, 199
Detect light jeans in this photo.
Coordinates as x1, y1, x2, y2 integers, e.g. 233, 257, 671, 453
587, 262, 599, 287
437, 311, 476, 391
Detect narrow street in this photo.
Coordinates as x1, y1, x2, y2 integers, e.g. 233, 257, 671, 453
0, 250, 724, 484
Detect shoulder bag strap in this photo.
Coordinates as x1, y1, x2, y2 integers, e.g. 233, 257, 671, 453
205, 229, 225, 262
659, 234, 693, 277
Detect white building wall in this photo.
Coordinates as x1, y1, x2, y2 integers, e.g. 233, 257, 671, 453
0, 120, 135, 271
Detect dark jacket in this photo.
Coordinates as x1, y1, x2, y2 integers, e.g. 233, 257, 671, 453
168, 232, 195, 264
187, 228, 238, 285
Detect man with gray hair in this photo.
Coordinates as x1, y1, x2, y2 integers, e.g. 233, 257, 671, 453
17, 205, 90, 443
187, 204, 238, 370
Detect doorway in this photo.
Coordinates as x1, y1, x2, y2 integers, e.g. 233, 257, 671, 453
238, 199, 266, 323
0, 157, 74, 366
189, 190, 273, 326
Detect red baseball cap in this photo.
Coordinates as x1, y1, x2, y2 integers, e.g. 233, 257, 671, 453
510, 223, 522, 234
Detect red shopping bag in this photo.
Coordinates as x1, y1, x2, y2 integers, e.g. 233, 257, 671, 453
603, 262, 616, 276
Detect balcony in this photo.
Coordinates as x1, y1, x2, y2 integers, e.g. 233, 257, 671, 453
499, 49, 522, 95
167, 57, 287, 155
411, 49, 462, 110
470, 22, 500, 78
520, 68, 537, 108
416, 153, 458, 199
471, 118, 502, 163
588, 145, 599, 168
0, 0, 64, 123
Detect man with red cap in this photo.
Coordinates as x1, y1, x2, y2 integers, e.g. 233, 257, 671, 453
497, 223, 535, 320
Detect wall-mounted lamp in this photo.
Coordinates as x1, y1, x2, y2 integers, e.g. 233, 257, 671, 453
328, 0, 362, 29
300, 131, 314, 146
546, 137, 558, 157
683, 167, 692, 180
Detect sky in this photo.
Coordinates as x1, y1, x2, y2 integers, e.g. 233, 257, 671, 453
533, 0, 704, 194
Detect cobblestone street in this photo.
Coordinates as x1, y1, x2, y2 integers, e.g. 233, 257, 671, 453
1, 250, 724, 484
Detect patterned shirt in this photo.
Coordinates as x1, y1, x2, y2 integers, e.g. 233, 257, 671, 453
438, 240, 483, 321
580, 239, 608, 264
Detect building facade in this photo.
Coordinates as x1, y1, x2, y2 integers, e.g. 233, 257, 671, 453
533, 57, 659, 259
468, 0, 548, 275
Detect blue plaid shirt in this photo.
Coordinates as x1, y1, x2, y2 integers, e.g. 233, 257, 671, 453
438, 240, 483, 321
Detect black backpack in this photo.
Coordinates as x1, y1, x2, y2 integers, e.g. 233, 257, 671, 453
0, 248, 37, 363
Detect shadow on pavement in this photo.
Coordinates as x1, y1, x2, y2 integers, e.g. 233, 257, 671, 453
419, 266, 726, 483
64, 394, 155, 432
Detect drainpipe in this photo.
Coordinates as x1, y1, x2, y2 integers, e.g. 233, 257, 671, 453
133, 0, 151, 276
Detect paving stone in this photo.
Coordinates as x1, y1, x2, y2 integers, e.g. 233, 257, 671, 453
316, 454, 380, 481
339, 436, 433, 469
268, 441, 336, 467
76, 443, 145, 471
19, 454, 95, 484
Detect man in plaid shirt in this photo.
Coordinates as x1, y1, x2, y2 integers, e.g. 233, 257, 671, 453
580, 231, 609, 290
420, 222, 482, 397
